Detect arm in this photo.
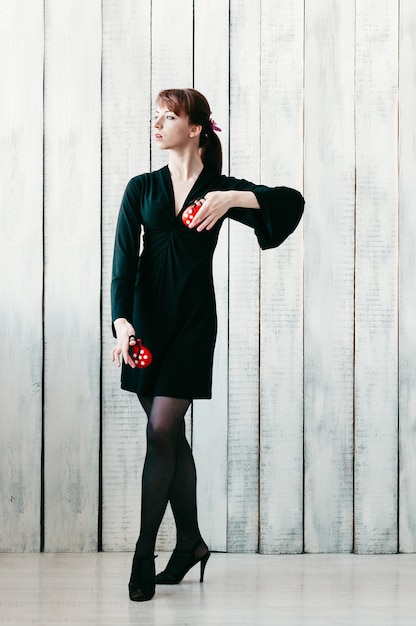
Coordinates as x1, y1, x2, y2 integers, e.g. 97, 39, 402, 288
190, 189, 260, 232
110, 177, 142, 368
231, 185, 304, 249
190, 181, 304, 250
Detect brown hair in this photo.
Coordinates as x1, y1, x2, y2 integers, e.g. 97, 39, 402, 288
156, 88, 222, 175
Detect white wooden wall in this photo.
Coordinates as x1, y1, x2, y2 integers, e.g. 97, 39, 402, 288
1, 0, 416, 555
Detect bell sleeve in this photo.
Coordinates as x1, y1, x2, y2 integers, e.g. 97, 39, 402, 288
226, 180, 304, 250
111, 177, 142, 336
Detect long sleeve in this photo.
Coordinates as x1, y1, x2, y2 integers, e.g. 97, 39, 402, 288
111, 177, 142, 335
225, 178, 304, 250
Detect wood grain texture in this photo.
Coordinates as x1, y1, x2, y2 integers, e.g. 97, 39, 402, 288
3, 553, 416, 625
2, 0, 416, 556
150, 0, 194, 172
101, 0, 151, 551
192, 0, 230, 553
0, 0, 43, 552
354, 0, 399, 554
227, 0, 261, 553
43, 0, 101, 551
259, 0, 304, 554
398, 0, 416, 553
303, 0, 356, 553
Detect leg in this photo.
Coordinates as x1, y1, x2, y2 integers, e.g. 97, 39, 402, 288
168, 419, 203, 550
138, 394, 152, 417
136, 395, 210, 585
135, 395, 191, 557
129, 396, 191, 601
155, 420, 210, 584
138, 394, 203, 552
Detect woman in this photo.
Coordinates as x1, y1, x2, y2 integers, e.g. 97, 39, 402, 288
111, 88, 304, 602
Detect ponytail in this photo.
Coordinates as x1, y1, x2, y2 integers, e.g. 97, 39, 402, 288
200, 124, 222, 175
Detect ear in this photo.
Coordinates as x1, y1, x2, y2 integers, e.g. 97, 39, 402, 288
189, 124, 202, 139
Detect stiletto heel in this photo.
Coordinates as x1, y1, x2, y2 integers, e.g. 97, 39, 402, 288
199, 550, 210, 582
128, 550, 156, 602
155, 540, 210, 585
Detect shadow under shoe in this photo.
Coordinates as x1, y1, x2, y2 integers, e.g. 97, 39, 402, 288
128, 553, 156, 601
156, 540, 210, 585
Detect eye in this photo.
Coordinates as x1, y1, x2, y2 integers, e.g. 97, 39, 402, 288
166, 115, 175, 120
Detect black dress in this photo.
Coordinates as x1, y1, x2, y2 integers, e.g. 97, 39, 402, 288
111, 165, 304, 399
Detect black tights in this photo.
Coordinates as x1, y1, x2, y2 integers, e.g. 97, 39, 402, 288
135, 395, 203, 557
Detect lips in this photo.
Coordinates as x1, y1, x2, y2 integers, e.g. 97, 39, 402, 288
154, 134, 163, 140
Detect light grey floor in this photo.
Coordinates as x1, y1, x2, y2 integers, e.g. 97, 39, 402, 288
1, 552, 415, 625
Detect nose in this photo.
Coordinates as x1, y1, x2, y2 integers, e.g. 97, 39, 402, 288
153, 116, 162, 129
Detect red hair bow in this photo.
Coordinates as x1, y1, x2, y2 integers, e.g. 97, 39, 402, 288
209, 117, 222, 132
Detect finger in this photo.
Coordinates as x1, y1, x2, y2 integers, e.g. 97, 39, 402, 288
188, 196, 211, 227
111, 347, 121, 367
196, 214, 217, 232
192, 204, 217, 229
188, 206, 207, 228
192, 208, 210, 230
123, 345, 137, 368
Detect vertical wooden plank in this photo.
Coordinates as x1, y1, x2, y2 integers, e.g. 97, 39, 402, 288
43, 0, 101, 551
227, 0, 261, 553
150, 0, 195, 551
398, 0, 416, 553
0, 0, 43, 552
192, 0, 230, 554
355, 0, 399, 554
101, 0, 151, 551
150, 0, 194, 172
304, 0, 355, 552
259, 0, 304, 554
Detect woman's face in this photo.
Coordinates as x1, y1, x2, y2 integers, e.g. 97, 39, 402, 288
153, 106, 200, 150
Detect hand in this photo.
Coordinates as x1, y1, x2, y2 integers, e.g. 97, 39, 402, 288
111, 318, 137, 368
189, 191, 234, 232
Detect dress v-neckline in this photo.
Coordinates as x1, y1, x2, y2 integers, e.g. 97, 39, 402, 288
163, 165, 206, 218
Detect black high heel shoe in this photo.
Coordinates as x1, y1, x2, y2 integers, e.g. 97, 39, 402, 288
155, 540, 210, 585
128, 551, 156, 601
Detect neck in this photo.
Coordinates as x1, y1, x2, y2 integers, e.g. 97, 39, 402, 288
168, 149, 203, 180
